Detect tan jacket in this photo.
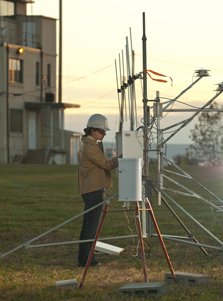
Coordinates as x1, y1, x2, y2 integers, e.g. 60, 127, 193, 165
77, 137, 118, 195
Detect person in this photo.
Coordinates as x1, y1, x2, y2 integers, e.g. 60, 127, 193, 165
77, 114, 119, 267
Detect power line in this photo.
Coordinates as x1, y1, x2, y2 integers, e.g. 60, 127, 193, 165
135, 53, 223, 72
81, 89, 116, 106
15, 63, 115, 96
62, 63, 114, 86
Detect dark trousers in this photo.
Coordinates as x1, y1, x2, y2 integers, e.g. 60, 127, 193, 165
78, 191, 103, 266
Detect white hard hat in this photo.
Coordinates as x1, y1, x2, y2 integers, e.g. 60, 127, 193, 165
86, 114, 110, 131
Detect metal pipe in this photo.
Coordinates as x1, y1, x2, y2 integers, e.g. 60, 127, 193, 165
152, 182, 223, 247
162, 188, 197, 198
163, 77, 202, 110
132, 50, 137, 125
163, 109, 223, 112
118, 53, 123, 130
25, 235, 139, 248
153, 186, 209, 255
162, 174, 223, 212
142, 13, 148, 176
0, 194, 118, 259
119, 53, 122, 89
115, 59, 121, 122
161, 118, 190, 132
142, 12, 151, 237
151, 234, 223, 251
161, 91, 223, 147
135, 201, 148, 282
156, 91, 162, 206
125, 37, 133, 127
119, 78, 125, 132
121, 49, 127, 121
164, 156, 223, 205
163, 169, 191, 179
154, 234, 191, 240
129, 28, 137, 125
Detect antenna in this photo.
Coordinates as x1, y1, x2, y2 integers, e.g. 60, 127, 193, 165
114, 59, 121, 121
125, 37, 134, 129
121, 49, 127, 122
130, 27, 138, 126
114, 12, 223, 262
118, 53, 124, 131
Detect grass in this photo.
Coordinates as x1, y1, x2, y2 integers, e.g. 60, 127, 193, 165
0, 163, 223, 300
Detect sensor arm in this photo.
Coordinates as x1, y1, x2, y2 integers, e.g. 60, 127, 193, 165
163, 77, 202, 110
161, 90, 223, 147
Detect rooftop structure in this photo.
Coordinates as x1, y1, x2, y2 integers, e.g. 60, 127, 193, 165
0, 0, 81, 164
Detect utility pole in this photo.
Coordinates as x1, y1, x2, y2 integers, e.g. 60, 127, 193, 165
58, 0, 62, 103
59, 0, 64, 148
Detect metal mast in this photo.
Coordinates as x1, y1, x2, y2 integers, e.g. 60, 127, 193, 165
142, 13, 151, 236
142, 13, 148, 176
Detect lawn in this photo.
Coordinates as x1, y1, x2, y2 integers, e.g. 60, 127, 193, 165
0, 163, 223, 300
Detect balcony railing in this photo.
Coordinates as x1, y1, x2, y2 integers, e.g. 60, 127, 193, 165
0, 27, 41, 48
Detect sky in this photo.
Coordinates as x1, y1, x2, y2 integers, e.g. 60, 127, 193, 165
27, 0, 223, 146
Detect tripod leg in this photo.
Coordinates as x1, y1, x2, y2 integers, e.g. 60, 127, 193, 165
79, 201, 109, 289
135, 201, 148, 283
145, 198, 176, 282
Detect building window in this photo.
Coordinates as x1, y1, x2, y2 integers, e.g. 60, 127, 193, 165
23, 21, 36, 47
0, 1, 15, 18
47, 64, 51, 87
36, 62, 40, 86
9, 59, 23, 83
10, 109, 23, 133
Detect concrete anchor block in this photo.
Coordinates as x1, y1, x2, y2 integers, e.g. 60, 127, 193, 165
119, 282, 169, 297
165, 272, 211, 285
55, 279, 78, 290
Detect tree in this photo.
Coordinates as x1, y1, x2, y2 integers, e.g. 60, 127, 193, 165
172, 153, 187, 165
187, 103, 223, 166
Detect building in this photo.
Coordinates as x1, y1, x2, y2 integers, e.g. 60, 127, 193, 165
0, 0, 81, 164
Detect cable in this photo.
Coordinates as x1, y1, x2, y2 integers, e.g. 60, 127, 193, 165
10, 63, 115, 97
62, 63, 114, 86
80, 89, 116, 106
175, 100, 201, 109
161, 99, 175, 120
135, 53, 223, 73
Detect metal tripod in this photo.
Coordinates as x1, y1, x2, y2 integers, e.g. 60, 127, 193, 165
79, 198, 176, 289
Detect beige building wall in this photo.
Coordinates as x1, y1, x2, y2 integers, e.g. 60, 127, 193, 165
0, 15, 57, 163
0, 4, 80, 164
